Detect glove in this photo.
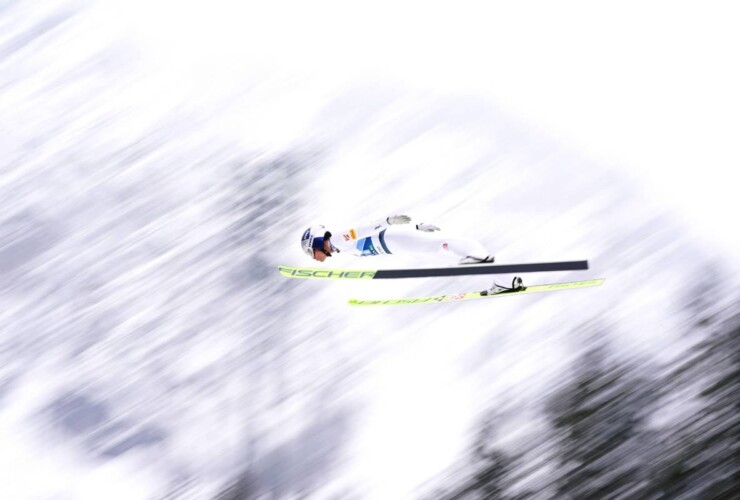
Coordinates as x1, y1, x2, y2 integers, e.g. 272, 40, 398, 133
386, 215, 412, 225
416, 222, 440, 232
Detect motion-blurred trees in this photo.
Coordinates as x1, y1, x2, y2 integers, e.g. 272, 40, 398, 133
433, 274, 739, 499
644, 273, 739, 499
427, 410, 515, 500
467, 416, 514, 499
545, 336, 656, 499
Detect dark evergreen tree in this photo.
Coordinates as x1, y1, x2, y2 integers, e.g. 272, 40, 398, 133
469, 417, 513, 500
644, 275, 739, 499
546, 335, 656, 500
428, 411, 515, 500
213, 469, 261, 500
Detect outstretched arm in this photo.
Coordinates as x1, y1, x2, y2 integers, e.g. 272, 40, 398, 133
344, 215, 412, 240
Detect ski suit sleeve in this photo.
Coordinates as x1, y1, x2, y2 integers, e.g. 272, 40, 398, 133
344, 218, 389, 240
337, 215, 411, 242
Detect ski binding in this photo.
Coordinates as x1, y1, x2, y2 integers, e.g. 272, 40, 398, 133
481, 276, 525, 295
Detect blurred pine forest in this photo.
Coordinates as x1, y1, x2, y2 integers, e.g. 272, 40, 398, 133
424, 272, 739, 500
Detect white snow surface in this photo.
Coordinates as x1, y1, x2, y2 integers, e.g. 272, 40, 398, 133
1, 1, 738, 499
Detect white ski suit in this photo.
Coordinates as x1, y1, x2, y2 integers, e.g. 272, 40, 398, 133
327, 217, 490, 261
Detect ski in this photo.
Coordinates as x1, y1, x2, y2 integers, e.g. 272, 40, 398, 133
278, 260, 589, 280
348, 278, 605, 306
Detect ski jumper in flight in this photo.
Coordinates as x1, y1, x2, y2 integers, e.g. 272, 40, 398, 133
301, 215, 494, 264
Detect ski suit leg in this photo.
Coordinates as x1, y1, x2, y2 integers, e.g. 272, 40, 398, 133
382, 228, 489, 260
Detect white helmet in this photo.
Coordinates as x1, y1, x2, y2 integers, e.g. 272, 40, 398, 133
301, 225, 332, 258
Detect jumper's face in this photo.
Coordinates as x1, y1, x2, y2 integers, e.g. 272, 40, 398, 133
312, 238, 332, 261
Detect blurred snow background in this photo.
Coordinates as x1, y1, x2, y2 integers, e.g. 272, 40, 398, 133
1, 1, 738, 499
